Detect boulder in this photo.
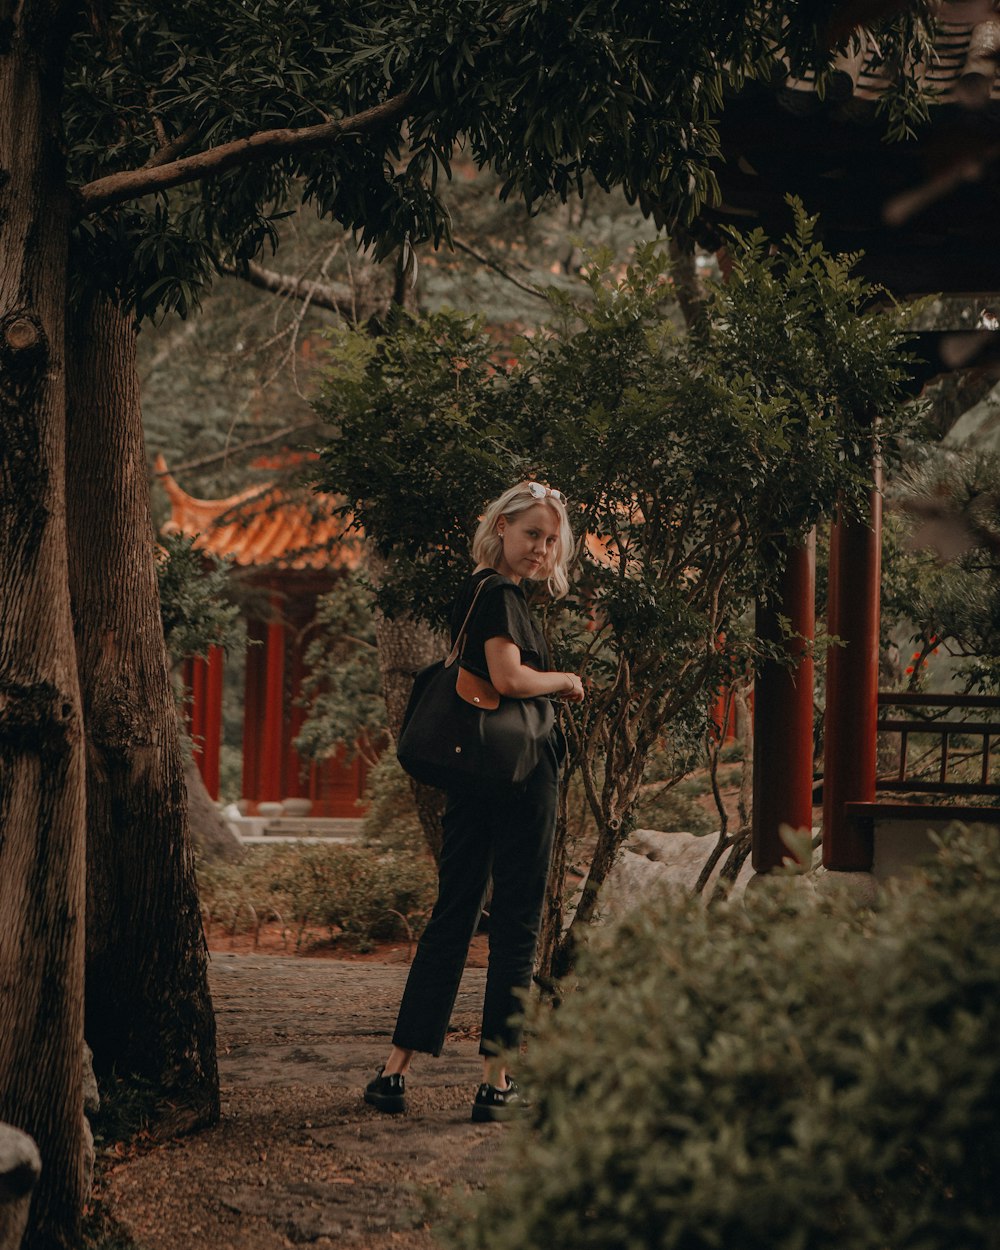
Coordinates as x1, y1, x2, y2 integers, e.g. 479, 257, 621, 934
0, 1123, 41, 1250
596, 829, 754, 922
82, 1041, 100, 1116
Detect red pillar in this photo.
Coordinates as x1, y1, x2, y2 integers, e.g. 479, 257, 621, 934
822, 480, 882, 870
259, 605, 286, 801
242, 616, 266, 805
201, 645, 224, 800
182, 650, 223, 797
284, 625, 309, 799
752, 532, 816, 872
183, 655, 206, 758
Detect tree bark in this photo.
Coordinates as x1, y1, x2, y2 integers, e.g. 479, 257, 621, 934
535, 782, 570, 986
365, 551, 448, 861
373, 607, 447, 861
0, 11, 88, 1249
66, 292, 219, 1133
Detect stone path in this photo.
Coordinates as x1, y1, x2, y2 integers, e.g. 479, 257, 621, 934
103, 953, 506, 1250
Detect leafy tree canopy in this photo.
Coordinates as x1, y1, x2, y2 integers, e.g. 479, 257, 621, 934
64, 0, 936, 319
883, 448, 1000, 693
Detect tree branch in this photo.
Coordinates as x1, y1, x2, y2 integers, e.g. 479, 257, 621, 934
222, 258, 386, 321
152, 418, 322, 477
76, 90, 415, 216
452, 237, 550, 301
143, 122, 201, 171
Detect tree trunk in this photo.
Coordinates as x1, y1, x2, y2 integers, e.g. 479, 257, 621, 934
535, 783, 570, 987
369, 560, 447, 862
552, 814, 626, 978
0, 14, 88, 1250
65, 292, 219, 1133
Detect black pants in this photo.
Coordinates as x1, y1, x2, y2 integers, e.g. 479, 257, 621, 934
392, 742, 559, 1057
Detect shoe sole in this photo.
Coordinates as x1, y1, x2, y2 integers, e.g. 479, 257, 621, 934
470, 1102, 524, 1123
364, 1091, 406, 1114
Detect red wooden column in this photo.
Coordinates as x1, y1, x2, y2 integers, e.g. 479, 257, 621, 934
258, 603, 287, 802
242, 616, 266, 804
752, 532, 816, 872
823, 477, 882, 870
201, 645, 224, 799
284, 623, 309, 800
183, 655, 206, 746
182, 649, 224, 798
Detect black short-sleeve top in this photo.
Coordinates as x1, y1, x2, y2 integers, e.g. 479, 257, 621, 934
451, 568, 550, 681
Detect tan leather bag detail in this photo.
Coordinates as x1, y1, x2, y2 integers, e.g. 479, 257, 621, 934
456, 666, 500, 710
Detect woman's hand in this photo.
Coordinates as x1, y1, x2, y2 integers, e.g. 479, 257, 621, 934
559, 673, 585, 703
485, 637, 585, 702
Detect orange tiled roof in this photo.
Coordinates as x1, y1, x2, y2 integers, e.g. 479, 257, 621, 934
782, 10, 1000, 106
155, 455, 362, 571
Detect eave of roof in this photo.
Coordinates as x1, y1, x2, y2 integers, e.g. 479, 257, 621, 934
155, 454, 362, 572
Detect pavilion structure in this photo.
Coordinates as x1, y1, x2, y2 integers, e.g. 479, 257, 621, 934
156, 456, 368, 818
686, 7, 1000, 874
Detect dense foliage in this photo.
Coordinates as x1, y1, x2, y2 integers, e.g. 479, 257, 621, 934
883, 448, 1000, 692
441, 824, 1000, 1250
316, 208, 919, 963
66, 1, 936, 320
294, 572, 386, 766
197, 841, 435, 952
155, 532, 242, 665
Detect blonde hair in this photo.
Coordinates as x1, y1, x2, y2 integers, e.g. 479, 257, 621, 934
471, 481, 574, 598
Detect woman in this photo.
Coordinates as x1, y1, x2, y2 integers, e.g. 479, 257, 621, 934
365, 481, 584, 1122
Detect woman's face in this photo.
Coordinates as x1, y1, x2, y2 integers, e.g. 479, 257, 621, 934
496, 502, 561, 583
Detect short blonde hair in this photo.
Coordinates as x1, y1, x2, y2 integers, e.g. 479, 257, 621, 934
471, 482, 574, 598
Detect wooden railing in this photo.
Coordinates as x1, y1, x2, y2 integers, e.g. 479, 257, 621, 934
875, 692, 1000, 800
844, 692, 1000, 834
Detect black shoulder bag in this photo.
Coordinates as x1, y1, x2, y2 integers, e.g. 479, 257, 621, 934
396, 576, 556, 790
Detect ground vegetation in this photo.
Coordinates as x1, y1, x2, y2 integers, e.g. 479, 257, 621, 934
441, 824, 1000, 1250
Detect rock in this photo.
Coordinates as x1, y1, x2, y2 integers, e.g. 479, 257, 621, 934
184, 753, 244, 862
82, 1041, 100, 1116
281, 798, 313, 817
596, 829, 754, 922
0, 1123, 41, 1250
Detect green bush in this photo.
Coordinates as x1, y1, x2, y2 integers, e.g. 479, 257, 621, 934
197, 841, 435, 951
360, 743, 427, 853
440, 825, 1000, 1250
633, 783, 717, 835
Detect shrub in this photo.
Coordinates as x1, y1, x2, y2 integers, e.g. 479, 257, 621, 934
633, 783, 717, 835
440, 825, 1000, 1250
360, 743, 427, 853
197, 841, 435, 951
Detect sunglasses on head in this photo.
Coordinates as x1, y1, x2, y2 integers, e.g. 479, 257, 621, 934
526, 481, 567, 504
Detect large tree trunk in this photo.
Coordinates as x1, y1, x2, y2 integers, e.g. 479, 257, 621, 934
66, 292, 219, 1132
0, 13, 88, 1250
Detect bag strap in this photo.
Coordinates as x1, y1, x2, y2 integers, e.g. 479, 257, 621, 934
444, 574, 503, 669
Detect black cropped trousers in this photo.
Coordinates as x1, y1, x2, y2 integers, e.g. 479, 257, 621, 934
392, 742, 559, 1058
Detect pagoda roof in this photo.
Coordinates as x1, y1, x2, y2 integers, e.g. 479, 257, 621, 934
156, 455, 361, 572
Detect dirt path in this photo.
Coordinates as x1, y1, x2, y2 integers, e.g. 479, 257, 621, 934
102, 951, 506, 1249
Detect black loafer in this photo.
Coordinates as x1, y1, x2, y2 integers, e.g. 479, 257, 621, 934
364, 1067, 406, 1114
471, 1078, 526, 1123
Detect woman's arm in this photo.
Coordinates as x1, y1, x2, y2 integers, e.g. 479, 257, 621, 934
484, 636, 584, 701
